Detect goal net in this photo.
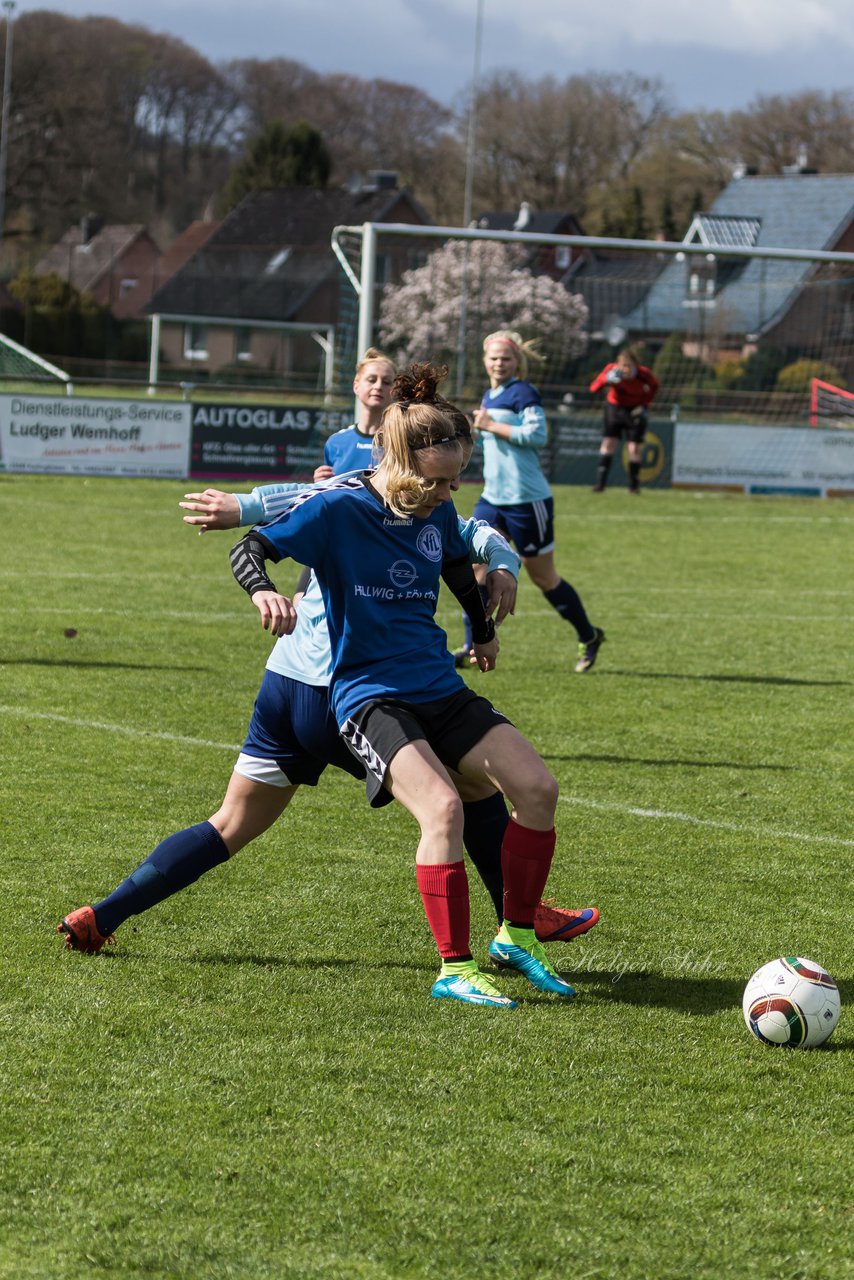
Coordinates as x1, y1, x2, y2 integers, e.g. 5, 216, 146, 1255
0, 333, 71, 385
332, 222, 854, 428
810, 378, 854, 428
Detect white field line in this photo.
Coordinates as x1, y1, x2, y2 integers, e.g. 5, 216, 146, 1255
558, 794, 854, 849
2, 703, 850, 850
0, 705, 241, 752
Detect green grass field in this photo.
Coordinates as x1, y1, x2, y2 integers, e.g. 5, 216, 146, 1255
1, 475, 852, 1280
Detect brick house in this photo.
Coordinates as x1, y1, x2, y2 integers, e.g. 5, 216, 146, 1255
34, 217, 161, 318
144, 177, 431, 387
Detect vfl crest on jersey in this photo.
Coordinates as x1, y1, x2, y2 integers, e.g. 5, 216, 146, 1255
389, 560, 418, 589
416, 526, 443, 562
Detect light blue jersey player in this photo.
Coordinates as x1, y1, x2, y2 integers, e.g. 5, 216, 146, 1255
461, 329, 605, 675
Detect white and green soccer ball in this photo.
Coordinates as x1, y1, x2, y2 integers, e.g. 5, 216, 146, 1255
743, 956, 841, 1049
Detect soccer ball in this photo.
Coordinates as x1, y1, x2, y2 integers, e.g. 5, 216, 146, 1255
743, 956, 841, 1048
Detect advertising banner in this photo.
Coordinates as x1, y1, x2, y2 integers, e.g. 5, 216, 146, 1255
0, 394, 191, 477
189, 403, 355, 479
549, 412, 673, 488
672, 423, 854, 497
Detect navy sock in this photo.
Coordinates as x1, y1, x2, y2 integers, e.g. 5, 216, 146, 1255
462, 792, 509, 924
543, 578, 594, 643
628, 460, 641, 487
461, 584, 490, 653
93, 821, 231, 937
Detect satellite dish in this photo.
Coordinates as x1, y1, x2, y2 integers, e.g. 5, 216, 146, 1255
606, 323, 626, 347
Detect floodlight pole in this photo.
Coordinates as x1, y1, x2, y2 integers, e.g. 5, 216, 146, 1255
0, 0, 16, 248
455, 0, 485, 399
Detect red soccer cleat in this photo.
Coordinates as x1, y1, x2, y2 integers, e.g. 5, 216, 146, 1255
534, 901, 600, 943
57, 906, 115, 954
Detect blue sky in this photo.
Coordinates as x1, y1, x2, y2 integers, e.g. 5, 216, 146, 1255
24, 0, 854, 114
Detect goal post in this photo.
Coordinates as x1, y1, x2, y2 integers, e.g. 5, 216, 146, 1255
0, 332, 72, 389
810, 378, 854, 427
331, 221, 854, 423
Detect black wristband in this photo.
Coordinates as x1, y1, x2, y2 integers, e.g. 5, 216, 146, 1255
471, 615, 496, 646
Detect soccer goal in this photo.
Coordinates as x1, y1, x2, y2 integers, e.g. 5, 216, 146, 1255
331, 220, 854, 424
0, 332, 72, 388
810, 378, 854, 428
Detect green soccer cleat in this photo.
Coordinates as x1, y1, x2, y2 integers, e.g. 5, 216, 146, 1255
574, 626, 606, 673
432, 959, 518, 1008
488, 924, 577, 998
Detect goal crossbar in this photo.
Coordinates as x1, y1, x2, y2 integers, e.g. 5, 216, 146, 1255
331, 222, 854, 364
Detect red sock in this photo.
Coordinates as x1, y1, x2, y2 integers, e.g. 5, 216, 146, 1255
501, 820, 556, 926
416, 861, 471, 960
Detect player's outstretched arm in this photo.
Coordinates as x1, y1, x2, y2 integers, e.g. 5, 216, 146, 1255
179, 488, 241, 530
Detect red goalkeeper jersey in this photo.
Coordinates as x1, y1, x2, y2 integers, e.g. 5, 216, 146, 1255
590, 363, 659, 409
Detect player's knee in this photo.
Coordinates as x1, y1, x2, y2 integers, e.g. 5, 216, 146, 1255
423, 789, 464, 844
522, 767, 559, 823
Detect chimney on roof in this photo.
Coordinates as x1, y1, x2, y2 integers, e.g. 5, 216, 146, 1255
80, 213, 103, 245
783, 147, 817, 175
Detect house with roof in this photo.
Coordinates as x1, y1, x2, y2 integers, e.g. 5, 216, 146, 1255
34, 217, 161, 318
474, 205, 586, 280
618, 173, 854, 369
144, 176, 430, 386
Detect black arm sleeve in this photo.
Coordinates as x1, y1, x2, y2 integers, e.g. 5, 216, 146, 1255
441, 553, 495, 645
230, 531, 281, 597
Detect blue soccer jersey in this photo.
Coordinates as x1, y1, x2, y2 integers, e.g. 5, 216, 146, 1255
257, 477, 471, 725
479, 378, 551, 505
324, 425, 377, 474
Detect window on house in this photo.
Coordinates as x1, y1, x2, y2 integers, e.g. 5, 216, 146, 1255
119, 277, 138, 298
265, 248, 291, 275
235, 327, 253, 362
685, 256, 717, 305
184, 323, 209, 360
555, 246, 571, 270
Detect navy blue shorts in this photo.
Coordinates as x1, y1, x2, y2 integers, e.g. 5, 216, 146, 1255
238, 669, 387, 798
473, 496, 555, 557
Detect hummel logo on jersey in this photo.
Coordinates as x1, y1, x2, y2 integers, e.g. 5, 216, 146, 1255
383, 515, 412, 526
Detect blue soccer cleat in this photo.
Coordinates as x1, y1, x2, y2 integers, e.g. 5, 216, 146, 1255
489, 924, 577, 998
432, 959, 518, 1008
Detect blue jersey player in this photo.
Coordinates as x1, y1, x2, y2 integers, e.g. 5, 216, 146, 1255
231, 364, 584, 1009
58, 400, 598, 967
313, 347, 394, 483
456, 330, 605, 675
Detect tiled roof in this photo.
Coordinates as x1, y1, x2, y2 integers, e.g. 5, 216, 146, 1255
146, 186, 430, 321
621, 174, 854, 337
35, 225, 150, 294
157, 220, 221, 283
475, 210, 582, 235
